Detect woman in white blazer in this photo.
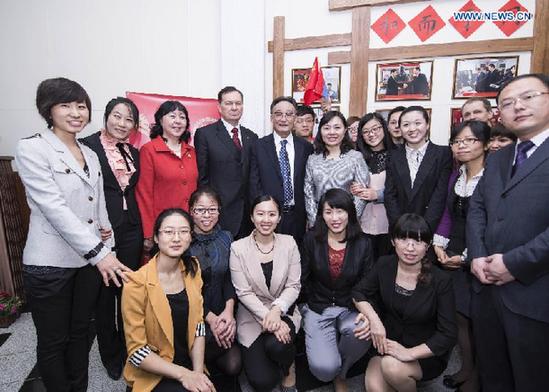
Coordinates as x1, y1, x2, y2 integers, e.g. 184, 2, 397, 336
15, 77, 131, 392
230, 195, 301, 392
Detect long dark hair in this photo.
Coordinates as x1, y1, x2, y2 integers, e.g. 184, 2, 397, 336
150, 100, 190, 143
314, 188, 362, 243
391, 213, 433, 285
313, 111, 354, 156
355, 112, 395, 167
152, 208, 197, 277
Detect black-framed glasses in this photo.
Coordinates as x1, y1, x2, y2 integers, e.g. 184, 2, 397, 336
192, 207, 220, 215
449, 137, 480, 147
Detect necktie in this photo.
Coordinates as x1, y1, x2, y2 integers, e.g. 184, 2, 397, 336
511, 140, 534, 176
279, 140, 293, 206
231, 128, 242, 150
116, 142, 134, 171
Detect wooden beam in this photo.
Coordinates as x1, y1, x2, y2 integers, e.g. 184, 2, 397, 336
273, 16, 285, 99
531, 0, 549, 74
349, 7, 370, 116
267, 33, 351, 53
328, 37, 535, 64
329, 0, 427, 11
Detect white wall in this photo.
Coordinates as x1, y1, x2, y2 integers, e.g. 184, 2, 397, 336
0, 0, 221, 157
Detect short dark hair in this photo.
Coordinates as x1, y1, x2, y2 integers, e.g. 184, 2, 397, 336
270, 96, 297, 113
189, 185, 222, 211
251, 194, 281, 216
346, 116, 360, 126
36, 77, 91, 128
392, 213, 433, 285
296, 104, 315, 119
490, 122, 517, 141
313, 188, 362, 243
388, 106, 406, 123
314, 111, 354, 155
104, 97, 139, 129
150, 100, 190, 143
398, 105, 430, 127
152, 208, 198, 276
356, 112, 395, 167
390, 69, 397, 74
217, 86, 243, 103
461, 97, 492, 112
450, 120, 491, 149
496, 73, 549, 104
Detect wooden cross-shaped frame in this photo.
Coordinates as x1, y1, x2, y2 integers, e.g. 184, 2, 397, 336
268, 0, 549, 116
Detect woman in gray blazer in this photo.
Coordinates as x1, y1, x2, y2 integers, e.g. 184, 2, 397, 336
15, 78, 131, 392
230, 195, 301, 392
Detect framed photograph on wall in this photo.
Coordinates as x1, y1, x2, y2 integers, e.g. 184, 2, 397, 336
452, 56, 519, 99
291, 66, 341, 104
375, 60, 433, 101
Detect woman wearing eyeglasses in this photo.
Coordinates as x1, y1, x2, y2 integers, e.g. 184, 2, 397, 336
122, 208, 215, 392
433, 120, 490, 391
353, 214, 457, 391
188, 186, 241, 380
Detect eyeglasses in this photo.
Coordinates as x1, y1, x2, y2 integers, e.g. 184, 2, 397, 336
158, 228, 191, 238
362, 125, 383, 135
499, 91, 549, 111
273, 112, 296, 120
394, 238, 428, 248
449, 137, 480, 147
192, 207, 220, 215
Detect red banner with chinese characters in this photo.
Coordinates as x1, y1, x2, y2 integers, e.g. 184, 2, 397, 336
125, 92, 220, 149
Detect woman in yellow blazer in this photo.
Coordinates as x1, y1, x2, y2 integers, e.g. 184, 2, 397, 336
122, 208, 215, 392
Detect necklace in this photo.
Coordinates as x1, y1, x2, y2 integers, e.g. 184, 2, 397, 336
253, 232, 275, 254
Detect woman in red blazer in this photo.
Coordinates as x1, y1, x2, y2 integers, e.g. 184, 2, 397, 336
137, 101, 198, 252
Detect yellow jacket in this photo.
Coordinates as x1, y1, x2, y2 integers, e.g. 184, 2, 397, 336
122, 254, 204, 392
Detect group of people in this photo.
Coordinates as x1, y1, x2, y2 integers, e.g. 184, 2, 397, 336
14, 72, 549, 392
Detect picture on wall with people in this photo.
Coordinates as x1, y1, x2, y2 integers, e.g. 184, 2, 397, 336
375, 60, 433, 101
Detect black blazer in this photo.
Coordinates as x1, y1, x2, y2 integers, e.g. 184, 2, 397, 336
386, 76, 399, 95
249, 134, 313, 240
384, 143, 452, 231
80, 132, 141, 229
194, 120, 258, 237
353, 255, 457, 357
467, 140, 549, 323
301, 231, 373, 314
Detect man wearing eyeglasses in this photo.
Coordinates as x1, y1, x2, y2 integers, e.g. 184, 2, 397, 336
249, 96, 313, 243
467, 73, 549, 392
194, 86, 258, 239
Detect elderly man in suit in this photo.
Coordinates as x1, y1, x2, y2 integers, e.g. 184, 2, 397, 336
194, 86, 258, 239
467, 73, 549, 392
250, 96, 313, 243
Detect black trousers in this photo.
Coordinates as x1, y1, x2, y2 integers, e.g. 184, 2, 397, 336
25, 264, 102, 392
96, 213, 142, 367
277, 208, 305, 245
241, 317, 296, 392
471, 285, 549, 392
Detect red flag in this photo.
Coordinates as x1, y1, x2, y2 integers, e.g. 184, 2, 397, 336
303, 57, 325, 106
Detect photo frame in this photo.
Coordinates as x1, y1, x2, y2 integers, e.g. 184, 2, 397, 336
291, 66, 341, 104
452, 56, 519, 99
375, 60, 433, 102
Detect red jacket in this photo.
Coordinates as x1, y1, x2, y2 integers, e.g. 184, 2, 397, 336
136, 137, 198, 238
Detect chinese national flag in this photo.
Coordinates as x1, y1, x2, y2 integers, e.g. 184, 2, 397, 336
303, 57, 325, 105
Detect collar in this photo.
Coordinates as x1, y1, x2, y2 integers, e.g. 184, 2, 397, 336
522, 128, 549, 148
405, 140, 429, 157
100, 129, 129, 149
458, 164, 484, 180
273, 131, 294, 147
151, 136, 191, 154
192, 225, 222, 244
221, 118, 240, 132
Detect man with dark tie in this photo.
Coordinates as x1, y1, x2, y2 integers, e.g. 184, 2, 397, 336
250, 96, 313, 243
194, 86, 258, 238
386, 68, 399, 96
467, 73, 549, 392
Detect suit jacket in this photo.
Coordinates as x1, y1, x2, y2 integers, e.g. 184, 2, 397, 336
300, 231, 373, 314
80, 131, 141, 229
194, 120, 258, 237
136, 137, 198, 238
408, 73, 429, 95
385, 143, 452, 231
467, 140, 549, 323
122, 255, 204, 392
353, 255, 457, 357
15, 131, 113, 268
229, 233, 301, 347
249, 133, 313, 239
386, 76, 399, 95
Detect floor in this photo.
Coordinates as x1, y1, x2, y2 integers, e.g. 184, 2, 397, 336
0, 313, 460, 392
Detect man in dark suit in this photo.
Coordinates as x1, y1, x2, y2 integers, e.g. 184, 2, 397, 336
194, 86, 258, 238
405, 67, 429, 96
250, 96, 313, 243
467, 74, 549, 392
386, 69, 399, 96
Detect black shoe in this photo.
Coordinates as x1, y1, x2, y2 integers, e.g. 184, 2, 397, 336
105, 359, 123, 380
443, 375, 465, 389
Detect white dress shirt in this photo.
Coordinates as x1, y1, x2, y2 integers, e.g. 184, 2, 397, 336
405, 141, 429, 186
221, 118, 241, 143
